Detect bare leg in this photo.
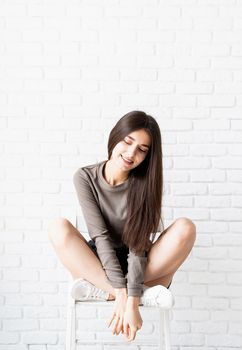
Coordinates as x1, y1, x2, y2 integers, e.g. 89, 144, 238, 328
144, 217, 196, 288
48, 218, 116, 299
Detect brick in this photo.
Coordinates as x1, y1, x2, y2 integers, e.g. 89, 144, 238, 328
172, 283, 207, 296
0, 256, 20, 267
177, 131, 213, 144
62, 54, 98, 67
197, 95, 235, 107
5, 243, 42, 255
172, 183, 207, 195
5, 218, 41, 230
192, 321, 227, 334
206, 334, 242, 347
0, 346, 27, 350
22, 332, 57, 344
0, 130, 27, 142
0, 332, 20, 344
39, 319, 66, 331
21, 255, 56, 268
42, 295, 66, 307
189, 272, 226, 284
192, 297, 229, 310
195, 234, 212, 247
6, 17, 42, 29
209, 285, 242, 298
193, 247, 228, 259
172, 296, 191, 309
139, 82, 174, 94
172, 333, 205, 346
121, 94, 158, 107
3, 320, 38, 331
209, 260, 242, 272
213, 157, 242, 169
228, 247, 242, 259
209, 183, 242, 195
176, 82, 213, 94
159, 95, 196, 107
4, 269, 38, 282
0, 307, 22, 319
213, 234, 242, 246
21, 282, 57, 294
192, 44, 229, 56
173, 208, 209, 220
195, 196, 229, 208
227, 273, 242, 285
0, 282, 20, 294
158, 18, 193, 30
229, 322, 242, 334
231, 298, 242, 310
180, 258, 209, 271
39, 269, 69, 282
158, 69, 195, 81
138, 30, 174, 43
82, 68, 119, 81
197, 69, 232, 82
194, 17, 232, 30
24, 80, 60, 93
62, 80, 98, 93
6, 294, 41, 306
211, 208, 242, 221
24, 307, 58, 319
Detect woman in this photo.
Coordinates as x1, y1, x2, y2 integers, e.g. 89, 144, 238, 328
48, 110, 196, 342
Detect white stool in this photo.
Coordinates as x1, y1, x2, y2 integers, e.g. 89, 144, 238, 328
66, 292, 173, 350
66, 210, 174, 349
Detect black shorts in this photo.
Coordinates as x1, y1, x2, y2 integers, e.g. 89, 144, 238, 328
87, 240, 172, 289
87, 240, 129, 276
87, 239, 172, 289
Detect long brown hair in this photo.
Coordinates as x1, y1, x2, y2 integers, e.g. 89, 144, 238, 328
107, 111, 163, 255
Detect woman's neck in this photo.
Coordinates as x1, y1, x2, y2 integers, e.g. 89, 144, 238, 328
103, 160, 129, 186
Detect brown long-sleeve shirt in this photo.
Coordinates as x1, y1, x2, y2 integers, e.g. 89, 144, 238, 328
73, 159, 148, 297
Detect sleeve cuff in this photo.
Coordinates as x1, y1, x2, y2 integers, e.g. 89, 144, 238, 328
127, 287, 143, 297
108, 277, 127, 289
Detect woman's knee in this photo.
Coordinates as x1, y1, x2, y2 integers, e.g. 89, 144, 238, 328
48, 217, 73, 247
174, 217, 196, 245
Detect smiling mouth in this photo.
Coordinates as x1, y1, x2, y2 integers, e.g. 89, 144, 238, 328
121, 155, 133, 165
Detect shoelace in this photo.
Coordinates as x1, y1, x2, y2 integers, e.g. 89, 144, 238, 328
84, 283, 104, 300
142, 297, 159, 306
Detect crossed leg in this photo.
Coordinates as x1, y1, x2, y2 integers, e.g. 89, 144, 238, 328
144, 217, 196, 288
48, 217, 196, 297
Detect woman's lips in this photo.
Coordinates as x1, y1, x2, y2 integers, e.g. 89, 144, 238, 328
121, 155, 133, 165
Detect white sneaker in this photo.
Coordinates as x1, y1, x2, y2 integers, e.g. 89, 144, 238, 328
70, 278, 109, 301
140, 285, 174, 309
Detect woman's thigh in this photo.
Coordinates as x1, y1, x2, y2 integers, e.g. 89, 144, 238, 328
144, 217, 196, 288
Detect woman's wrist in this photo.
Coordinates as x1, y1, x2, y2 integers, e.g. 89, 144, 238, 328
114, 288, 127, 297
127, 296, 140, 307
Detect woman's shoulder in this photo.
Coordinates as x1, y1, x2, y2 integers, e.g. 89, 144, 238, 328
73, 160, 106, 182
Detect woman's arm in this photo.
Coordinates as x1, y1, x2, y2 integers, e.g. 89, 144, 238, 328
73, 168, 127, 289
123, 296, 142, 341
127, 250, 147, 297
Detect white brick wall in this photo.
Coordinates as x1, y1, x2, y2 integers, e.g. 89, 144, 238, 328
0, 0, 242, 349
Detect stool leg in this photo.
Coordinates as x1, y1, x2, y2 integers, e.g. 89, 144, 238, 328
163, 310, 172, 350
66, 296, 76, 350
158, 310, 164, 350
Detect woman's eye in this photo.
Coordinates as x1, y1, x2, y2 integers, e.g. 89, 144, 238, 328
139, 149, 146, 153
124, 139, 131, 145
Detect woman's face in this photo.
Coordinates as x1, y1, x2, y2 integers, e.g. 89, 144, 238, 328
110, 129, 151, 172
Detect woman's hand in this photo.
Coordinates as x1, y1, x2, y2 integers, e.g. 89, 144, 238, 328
107, 288, 127, 335
123, 296, 143, 342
